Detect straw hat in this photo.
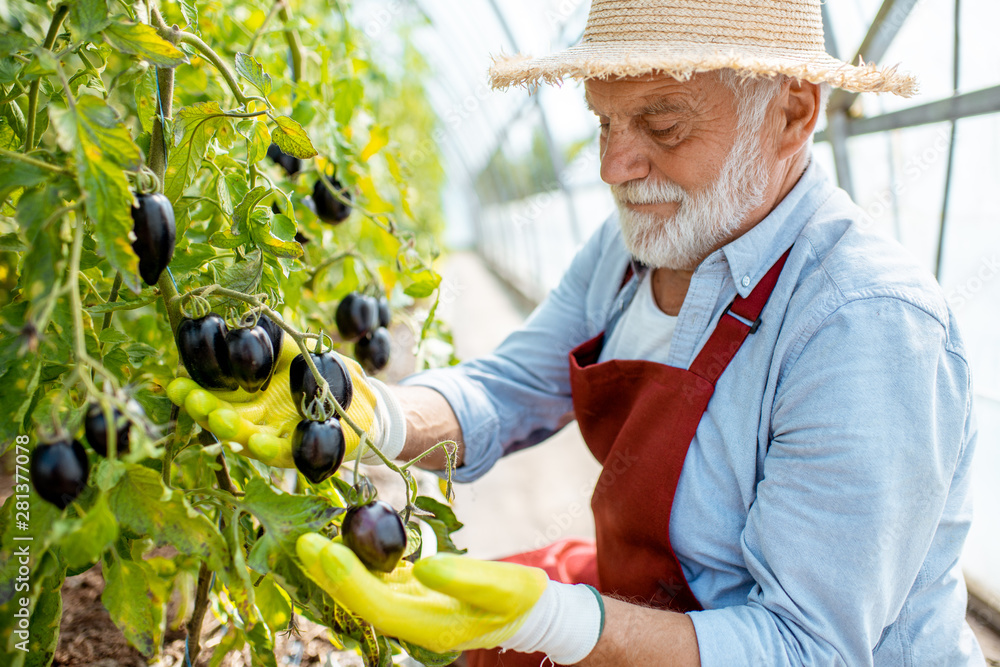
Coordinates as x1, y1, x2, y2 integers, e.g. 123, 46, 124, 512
489, 0, 917, 96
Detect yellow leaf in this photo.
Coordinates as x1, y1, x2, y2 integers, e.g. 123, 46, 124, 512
359, 125, 389, 163
379, 265, 396, 293
357, 175, 394, 214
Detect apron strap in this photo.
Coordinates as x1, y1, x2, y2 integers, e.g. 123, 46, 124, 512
689, 248, 792, 385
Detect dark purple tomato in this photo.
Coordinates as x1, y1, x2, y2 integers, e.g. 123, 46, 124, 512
176, 314, 237, 390
255, 314, 285, 358
294, 230, 310, 245
84, 399, 143, 457
31, 440, 89, 509
377, 297, 391, 329
312, 177, 352, 224
335, 292, 378, 341
289, 352, 353, 417
341, 500, 407, 572
267, 143, 301, 176
355, 327, 391, 374
226, 326, 275, 393
131, 192, 176, 286
291, 419, 346, 484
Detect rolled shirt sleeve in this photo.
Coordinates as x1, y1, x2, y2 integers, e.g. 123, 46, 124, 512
400, 219, 622, 482
690, 296, 976, 666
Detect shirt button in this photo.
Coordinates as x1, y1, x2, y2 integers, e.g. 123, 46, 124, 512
741, 275, 751, 288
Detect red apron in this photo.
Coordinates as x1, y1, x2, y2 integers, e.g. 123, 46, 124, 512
466, 251, 790, 666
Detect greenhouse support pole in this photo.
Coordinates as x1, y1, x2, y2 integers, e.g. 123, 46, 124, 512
827, 109, 855, 199
935, 0, 962, 281
483, 0, 584, 246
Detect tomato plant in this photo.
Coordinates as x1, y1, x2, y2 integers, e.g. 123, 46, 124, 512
0, 1, 462, 666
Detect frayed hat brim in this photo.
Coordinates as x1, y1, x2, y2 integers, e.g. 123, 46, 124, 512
489, 42, 918, 97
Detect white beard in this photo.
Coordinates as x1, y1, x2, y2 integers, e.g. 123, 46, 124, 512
611, 127, 772, 270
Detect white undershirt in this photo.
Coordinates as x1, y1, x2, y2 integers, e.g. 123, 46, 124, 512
598, 270, 677, 365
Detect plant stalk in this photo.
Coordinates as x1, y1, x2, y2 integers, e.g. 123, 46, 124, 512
277, 2, 304, 82
24, 4, 69, 152
186, 562, 212, 663
100, 272, 123, 334
169, 30, 251, 106
0, 148, 68, 173
148, 10, 175, 187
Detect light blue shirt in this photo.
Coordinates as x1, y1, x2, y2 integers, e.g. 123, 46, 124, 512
401, 161, 984, 665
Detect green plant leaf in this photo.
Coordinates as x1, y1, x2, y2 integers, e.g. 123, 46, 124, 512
215, 249, 263, 304
398, 640, 461, 667
169, 241, 218, 273
179, 0, 199, 31
135, 67, 158, 134
241, 478, 341, 572
404, 272, 441, 298
55, 494, 119, 571
22, 563, 63, 667
254, 574, 292, 633
50, 95, 142, 292
102, 557, 167, 657
103, 21, 188, 67
234, 53, 271, 96
70, 0, 110, 41
107, 464, 227, 570
209, 227, 250, 249
232, 184, 268, 234
239, 118, 271, 165
413, 496, 466, 555
0, 33, 33, 58
165, 102, 234, 204
270, 116, 317, 159
0, 232, 25, 252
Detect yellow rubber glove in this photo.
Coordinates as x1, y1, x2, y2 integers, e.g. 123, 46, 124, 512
296, 532, 549, 653
166, 339, 402, 468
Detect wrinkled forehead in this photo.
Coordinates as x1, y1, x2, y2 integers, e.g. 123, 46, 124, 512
583, 72, 729, 117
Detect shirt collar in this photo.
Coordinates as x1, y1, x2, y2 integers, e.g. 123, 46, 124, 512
717, 159, 836, 298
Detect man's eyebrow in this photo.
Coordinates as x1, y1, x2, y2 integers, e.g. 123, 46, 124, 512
584, 95, 693, 116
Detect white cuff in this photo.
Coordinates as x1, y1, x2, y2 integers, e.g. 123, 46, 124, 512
360, 378, 406, 465
500, 581, 604, 665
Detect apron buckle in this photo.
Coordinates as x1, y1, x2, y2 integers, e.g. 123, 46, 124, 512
721, 301, 763, 334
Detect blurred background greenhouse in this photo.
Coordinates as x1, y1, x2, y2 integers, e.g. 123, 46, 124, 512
357, 0, 1000, 642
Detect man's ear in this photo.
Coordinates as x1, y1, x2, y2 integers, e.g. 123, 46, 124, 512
776, 79, 822, 161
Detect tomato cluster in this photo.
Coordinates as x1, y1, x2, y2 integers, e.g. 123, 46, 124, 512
31, 399, 145, 508
176, 313, 283, 393
336, 292, 392, 373
288, 350, 354, 484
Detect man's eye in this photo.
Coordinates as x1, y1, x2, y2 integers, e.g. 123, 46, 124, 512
649, 124, 679, 138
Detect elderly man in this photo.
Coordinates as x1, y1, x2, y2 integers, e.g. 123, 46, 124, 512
174, 0, 985, 664
382, 0, 984, 664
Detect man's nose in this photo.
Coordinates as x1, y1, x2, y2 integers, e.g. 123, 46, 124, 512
600, 126, 650, 186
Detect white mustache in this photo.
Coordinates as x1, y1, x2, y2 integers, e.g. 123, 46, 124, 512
611, 178, 689, 206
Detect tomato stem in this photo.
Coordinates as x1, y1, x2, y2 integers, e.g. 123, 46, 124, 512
246, 0, 285, 56
148, 10, 175, 188
0, 148, 68, 174
170, 30, 252, 107
276, 1, 304, 82
185, 562, 212, 664
24, 4, 69, 152
99, 272, 123, 336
